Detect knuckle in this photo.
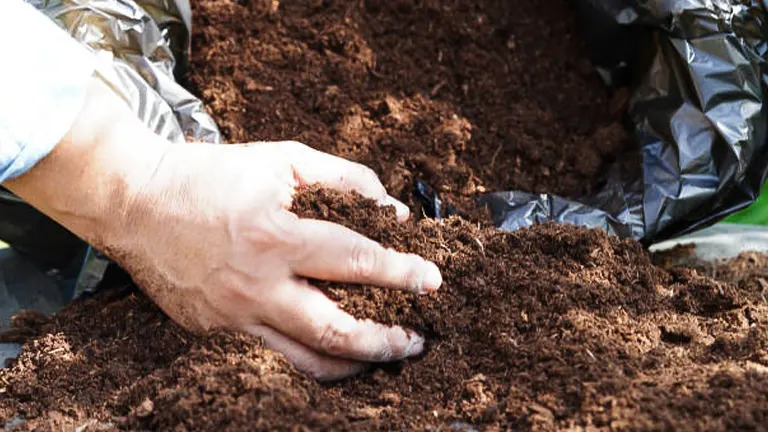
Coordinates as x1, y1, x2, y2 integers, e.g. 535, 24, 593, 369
337, 164, 356, 188
318, 323, 352, 356
340, 163, 383, 193
403, 268, 424, 293
357, 166, 385, 192
274, 212, 304, 246
349, 243, 380, 280
401, 253, 427, 292
357, 165, 379, 182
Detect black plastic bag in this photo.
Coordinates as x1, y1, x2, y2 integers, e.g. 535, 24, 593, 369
479, 0, 768, 245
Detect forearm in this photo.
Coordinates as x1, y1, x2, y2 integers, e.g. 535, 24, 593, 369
4, 77, 169, 250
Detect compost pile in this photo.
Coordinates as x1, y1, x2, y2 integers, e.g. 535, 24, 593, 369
189, 0, 629, 214
2, 0, 768, 430
1, 187, 767, 431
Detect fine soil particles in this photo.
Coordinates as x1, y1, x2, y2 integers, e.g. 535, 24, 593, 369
187, 0, 630, 215
2, 1, 767, 431
1, 187, 767, 431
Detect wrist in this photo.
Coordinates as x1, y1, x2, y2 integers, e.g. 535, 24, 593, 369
4, 77, 170, 252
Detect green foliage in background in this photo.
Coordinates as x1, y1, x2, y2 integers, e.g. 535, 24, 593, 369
726, 183, 768, 226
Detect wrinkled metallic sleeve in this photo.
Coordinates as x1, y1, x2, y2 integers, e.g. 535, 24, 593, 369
25, 0, 221, 296
481, 0, 768, 245
25, 0, 221, 144
0, 0, 221, 296
0, 0, 95, 183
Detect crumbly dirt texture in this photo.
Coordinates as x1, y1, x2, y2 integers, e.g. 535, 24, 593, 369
2, 1, 766, 430
2, 187, 768, 431
188, 0, 630, 215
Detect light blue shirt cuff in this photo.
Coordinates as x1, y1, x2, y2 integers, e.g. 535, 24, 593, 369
0, 0, 96, 183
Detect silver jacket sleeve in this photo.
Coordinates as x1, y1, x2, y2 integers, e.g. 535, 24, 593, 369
0, 0, 220, 297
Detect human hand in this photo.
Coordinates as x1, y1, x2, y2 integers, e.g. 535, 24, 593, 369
5, 78, 441, 381
111, 141, 441, 380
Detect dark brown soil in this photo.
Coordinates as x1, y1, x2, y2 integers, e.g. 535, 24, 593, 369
188, 0, 630, 215
2, 188, 768, 431
2, 1, 765, 430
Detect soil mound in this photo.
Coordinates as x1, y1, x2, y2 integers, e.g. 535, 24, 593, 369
2, 1, 765, 430
188, 0, 630, 215
2, 188, 767, 431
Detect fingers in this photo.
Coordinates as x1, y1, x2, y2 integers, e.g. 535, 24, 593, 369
263, 278, 425, 362
245, 324, 367, 382
280, 141, 410, 221
290, 218, 442, 294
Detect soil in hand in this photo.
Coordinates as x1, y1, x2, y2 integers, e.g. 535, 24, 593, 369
2, 1, 765, 430
188, 0, 631, 215
2, 187, 767, 431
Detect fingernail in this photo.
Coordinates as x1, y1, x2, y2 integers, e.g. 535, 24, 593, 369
403, 332, 425, 357
421, 261, 443, 293
383, 195, 410, 221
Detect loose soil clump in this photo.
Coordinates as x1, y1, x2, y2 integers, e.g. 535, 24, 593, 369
188, 0, 630, 215
2, 1, 766, 430
2, 188, 767, 431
